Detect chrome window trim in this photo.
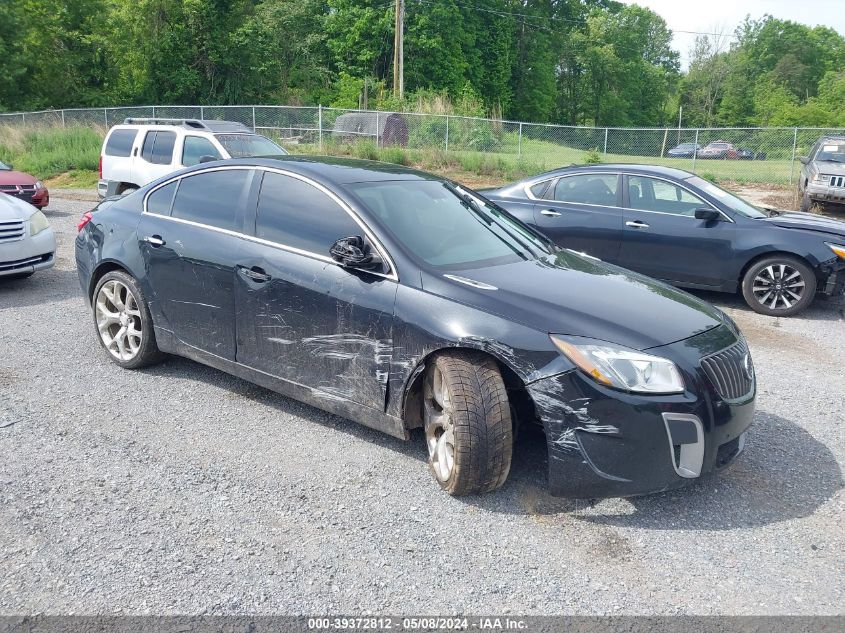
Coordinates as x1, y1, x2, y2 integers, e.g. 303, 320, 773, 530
142, 165, 399, 282
523, 171, 734, 223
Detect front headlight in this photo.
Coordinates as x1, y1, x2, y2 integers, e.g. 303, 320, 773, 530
29, 210, 49, 236
812, 173, 830, 182
34, 180, 44, 190
827, 242, 845, 260
550, 335, 685, 394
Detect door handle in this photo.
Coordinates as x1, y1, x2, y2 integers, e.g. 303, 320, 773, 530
625, 220, 650, 229
540, 209, 562, 217
143, 235, 165, 247
238, 266, 271, 282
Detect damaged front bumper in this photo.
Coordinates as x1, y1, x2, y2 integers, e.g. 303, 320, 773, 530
527, 326, 756, 499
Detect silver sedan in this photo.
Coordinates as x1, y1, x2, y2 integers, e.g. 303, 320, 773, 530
0, 193, 56, 279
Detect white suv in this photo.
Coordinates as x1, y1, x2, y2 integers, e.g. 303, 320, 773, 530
97, 118, 288, 198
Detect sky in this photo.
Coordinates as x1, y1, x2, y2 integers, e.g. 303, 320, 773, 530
619, 0, 845, 68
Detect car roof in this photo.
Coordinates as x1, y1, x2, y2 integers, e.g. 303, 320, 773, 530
207, 156, 441, 184
529, 163, 694, 181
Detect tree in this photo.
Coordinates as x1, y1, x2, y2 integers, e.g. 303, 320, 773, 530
679, 33, 731, 126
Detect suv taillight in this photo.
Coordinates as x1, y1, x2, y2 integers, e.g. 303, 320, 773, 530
77, 211, 93, 232
98, 155, 102, 179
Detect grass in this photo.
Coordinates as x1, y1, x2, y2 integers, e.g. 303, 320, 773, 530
0, 124, 802, 194
0, 124, 104, 181
44, 169, 99, 189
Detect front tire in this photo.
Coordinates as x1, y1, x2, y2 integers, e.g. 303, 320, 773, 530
799, 188, 813, 213
92, 270, 164, 368
741, 256, 816, 316
422, 351, 513, 496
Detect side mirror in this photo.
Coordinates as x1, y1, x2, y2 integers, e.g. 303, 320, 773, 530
199, 155, 219, 164
694, 208, 721, 222
798, 156, 809, 165
330, 235, 382, 270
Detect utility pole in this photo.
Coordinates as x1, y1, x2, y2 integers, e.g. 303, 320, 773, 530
393, 0, 404, 100
677, 105, 683, 144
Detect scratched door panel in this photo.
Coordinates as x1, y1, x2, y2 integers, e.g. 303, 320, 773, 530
138, 214, 242, 360
235, 243, 398, 410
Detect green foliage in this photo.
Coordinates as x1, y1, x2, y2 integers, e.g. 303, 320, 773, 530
0, 1, 843, 130
701, 172, 718, 183
0, 125, 102, 179
583, 148, 603, 165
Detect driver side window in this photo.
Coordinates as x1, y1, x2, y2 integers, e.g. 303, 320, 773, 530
628, 176, 709, 217
255, 172, 361, 257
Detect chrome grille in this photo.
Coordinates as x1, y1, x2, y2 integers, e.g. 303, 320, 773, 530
0, 219, 25, 243
829, 175, 845, 188
701, 338, 755, 401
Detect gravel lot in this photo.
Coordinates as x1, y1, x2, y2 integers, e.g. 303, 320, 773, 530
1, 195, 843, 615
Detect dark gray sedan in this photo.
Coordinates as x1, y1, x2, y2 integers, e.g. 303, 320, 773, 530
484, 164, 845, 316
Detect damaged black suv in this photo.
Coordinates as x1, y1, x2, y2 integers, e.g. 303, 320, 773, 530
75, 157, 755, 498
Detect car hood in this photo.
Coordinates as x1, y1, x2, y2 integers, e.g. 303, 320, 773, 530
760, 211, 845, 238
812, 161, 845, 176
0, 193, 38, 220
0, 170, 37, 186
428, 251, 725, 351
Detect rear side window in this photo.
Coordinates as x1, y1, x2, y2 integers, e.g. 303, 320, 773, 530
141, 131, 176, 165
105, 129, 137, 157
182, 136, 221, 167
554, 174, 619, 206
530, 181, 551, 198
171, 170, 250, 232
256, 172, 360, 255
147, 181, 178, 216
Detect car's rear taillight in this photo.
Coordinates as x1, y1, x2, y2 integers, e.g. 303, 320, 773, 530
77, 211, 93, 232
98, 155, 102, 179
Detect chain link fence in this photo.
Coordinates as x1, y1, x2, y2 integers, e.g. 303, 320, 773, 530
3, 104, 845, 186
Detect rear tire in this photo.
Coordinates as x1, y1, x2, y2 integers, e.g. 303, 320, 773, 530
92, 270, 165, 368
120, 185, 139, 196
741, 255, 816, 317
421, 351, 513, 496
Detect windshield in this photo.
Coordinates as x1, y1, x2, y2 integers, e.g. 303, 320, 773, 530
347, 180, 556, 270
214, 133, 287, 158
0, 160, 10, 170
814, 142, 845, 163
685, 176, 767, 218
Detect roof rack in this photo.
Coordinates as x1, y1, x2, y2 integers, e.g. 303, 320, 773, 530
121, 118, 253, 133
123, 117, 208, 128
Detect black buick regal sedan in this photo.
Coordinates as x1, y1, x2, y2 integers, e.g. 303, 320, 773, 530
483, 165, 845, 316
76, 157, 755, 499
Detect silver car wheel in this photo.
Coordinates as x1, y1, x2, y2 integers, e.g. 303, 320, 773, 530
424, 365, 456, 482
96, 279, 143, 361
752, 264, 806, 311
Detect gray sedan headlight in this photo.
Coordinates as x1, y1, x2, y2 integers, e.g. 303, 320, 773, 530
550, 335, 685, 394
29, 210, 50, 236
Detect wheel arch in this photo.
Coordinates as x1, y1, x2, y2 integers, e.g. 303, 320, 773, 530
400, 345, 536, 432
88, 260, 132, 301
738, 250, 820, 289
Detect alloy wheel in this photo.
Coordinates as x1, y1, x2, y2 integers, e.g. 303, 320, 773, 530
96, 279, 143, 361
751, 264, 806, 311
424, 365, 456, 482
